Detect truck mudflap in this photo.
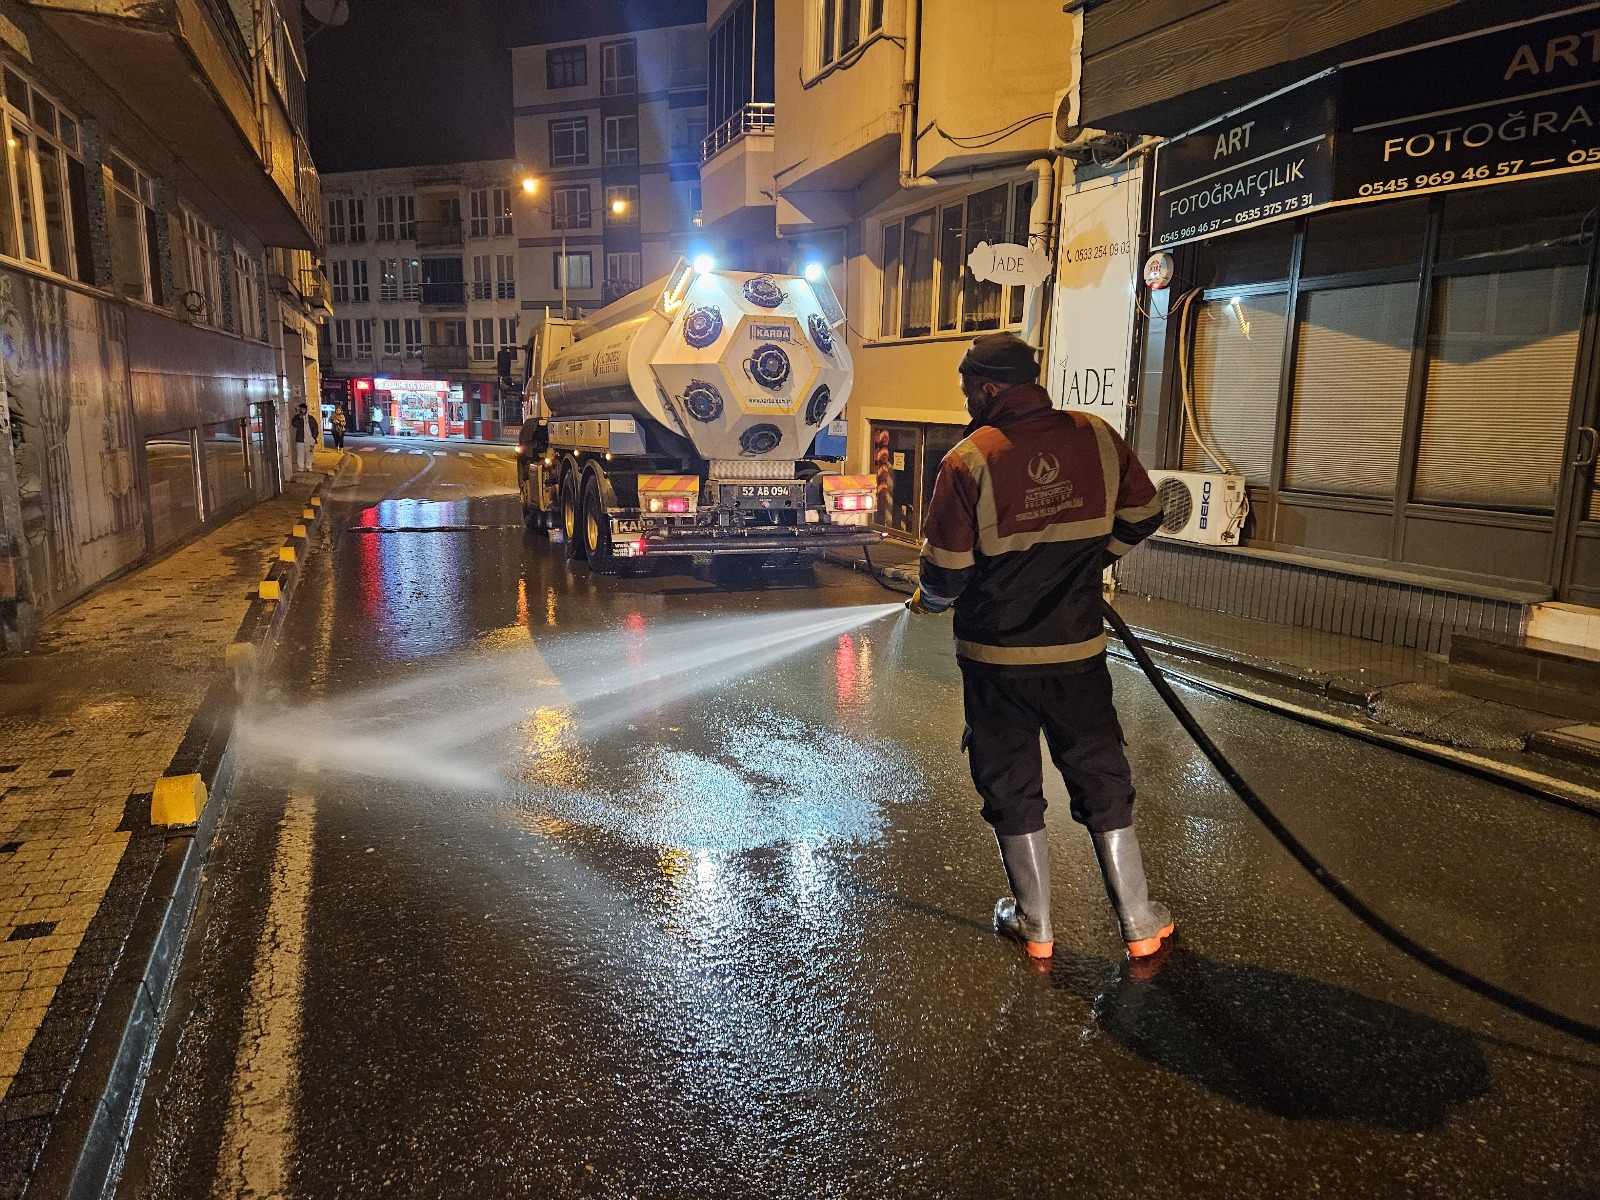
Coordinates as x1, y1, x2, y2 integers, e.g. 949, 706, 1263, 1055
611, 525, 885, 557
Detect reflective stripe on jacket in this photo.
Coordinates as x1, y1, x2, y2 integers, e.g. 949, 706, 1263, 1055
919, 384, 1162, 670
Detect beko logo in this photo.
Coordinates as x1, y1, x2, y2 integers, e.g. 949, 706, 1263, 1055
1199, 479, 1212, 528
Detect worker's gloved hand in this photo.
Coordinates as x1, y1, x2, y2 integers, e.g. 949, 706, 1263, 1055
905, 587, 949, 615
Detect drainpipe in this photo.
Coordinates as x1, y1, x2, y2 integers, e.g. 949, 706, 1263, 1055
1022, 156, 1058, 348
898, 0, 941, 189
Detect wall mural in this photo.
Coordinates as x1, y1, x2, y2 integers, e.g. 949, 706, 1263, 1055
0, 268, 143, 615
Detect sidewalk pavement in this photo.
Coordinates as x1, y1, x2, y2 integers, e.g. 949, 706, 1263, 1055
0, 449, 345, 1198
824, 541, 1600, 787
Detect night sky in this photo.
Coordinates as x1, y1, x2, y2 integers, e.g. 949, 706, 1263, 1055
307, 0, 705, 174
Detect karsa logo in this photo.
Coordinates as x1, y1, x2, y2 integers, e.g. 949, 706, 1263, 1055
751, 323, 792, 342
1027, 452, 1060, 486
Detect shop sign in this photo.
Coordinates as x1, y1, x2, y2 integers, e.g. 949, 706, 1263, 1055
1048, 162, 1142, 435
374, 377, 450, 392
966, 241, 1052, 287
1150, 73, 1337, 248
1336, 6, 1600, 200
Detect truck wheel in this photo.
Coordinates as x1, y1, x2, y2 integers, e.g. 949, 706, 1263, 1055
582, 473, 621, 575
560, 471, 585, 560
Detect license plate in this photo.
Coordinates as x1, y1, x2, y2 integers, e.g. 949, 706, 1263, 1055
725, 482, 804, 507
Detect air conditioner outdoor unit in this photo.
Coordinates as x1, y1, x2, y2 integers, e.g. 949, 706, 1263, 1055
1147, 470, 1247, 546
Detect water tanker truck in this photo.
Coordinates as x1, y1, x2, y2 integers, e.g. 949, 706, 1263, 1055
516, 259, 881, 574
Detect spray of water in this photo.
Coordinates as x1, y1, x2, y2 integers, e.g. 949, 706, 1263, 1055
237, 603, 905, 790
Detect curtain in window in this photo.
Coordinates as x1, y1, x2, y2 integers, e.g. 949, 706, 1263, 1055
1180, 294, 1288, 484
900, 209, 935, 338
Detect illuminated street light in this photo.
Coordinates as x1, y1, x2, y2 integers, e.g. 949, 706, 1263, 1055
522, 177, 538, 194
611, 197, 628, 216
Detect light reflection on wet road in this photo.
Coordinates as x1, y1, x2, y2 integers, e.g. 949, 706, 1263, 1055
121, 445, 1600, 1199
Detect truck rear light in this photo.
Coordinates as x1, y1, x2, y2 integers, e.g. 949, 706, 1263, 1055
831, 493, 875, 512
633, 539, 648, 555
647, 496, 693, 514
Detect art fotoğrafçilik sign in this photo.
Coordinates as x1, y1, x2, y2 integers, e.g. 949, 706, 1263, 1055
1046, 162, 1141, 436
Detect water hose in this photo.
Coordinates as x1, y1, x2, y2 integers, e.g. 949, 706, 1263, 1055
1101, 599, 1600, 1047
862, 544, 915, 596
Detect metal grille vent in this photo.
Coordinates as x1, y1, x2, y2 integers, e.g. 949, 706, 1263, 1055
683, 305, 723, 348
739, 424, 783, 456
748, 344, 791, 390
806, 385, 831, 426
1157, 477, 1192, 533
808, 314, 834, 354
742, 275, 785, 309
682, 379, 724, 422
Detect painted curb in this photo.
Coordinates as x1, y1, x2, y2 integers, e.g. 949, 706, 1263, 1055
23, 462, 349, 1200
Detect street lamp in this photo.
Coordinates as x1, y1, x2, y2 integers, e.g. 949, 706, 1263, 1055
520, 176, 575, 318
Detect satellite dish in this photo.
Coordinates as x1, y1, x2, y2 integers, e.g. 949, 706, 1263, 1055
304, 0, 350, 28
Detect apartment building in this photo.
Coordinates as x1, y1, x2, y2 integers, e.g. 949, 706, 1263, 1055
318, 160, 522, 437
510, 11, 707, 319
0, 0, 325, 652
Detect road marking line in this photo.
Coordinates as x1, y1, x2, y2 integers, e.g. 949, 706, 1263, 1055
432, 451, 446, 457
213, 789, 314, 1200
386, 448, 403, 454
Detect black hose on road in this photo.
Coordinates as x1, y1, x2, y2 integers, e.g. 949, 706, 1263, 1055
862, 544, 915, 596
1101, 599, 1600, 1047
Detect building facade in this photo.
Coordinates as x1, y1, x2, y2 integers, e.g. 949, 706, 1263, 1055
748, 0, 1073, 541
510, 13, 707, 322
317, 160, 521, 438
0, 0, 324, 652
1072, 0, 1600, 650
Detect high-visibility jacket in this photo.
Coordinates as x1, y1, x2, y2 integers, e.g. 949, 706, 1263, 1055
919, 384, 1162, 671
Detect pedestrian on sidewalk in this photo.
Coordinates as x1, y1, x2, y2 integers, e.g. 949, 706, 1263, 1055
331, 405, 347, 450
291, 403, 318, 474
905, 332, 1173, 964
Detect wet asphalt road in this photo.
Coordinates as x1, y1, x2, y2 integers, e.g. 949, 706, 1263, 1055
119, 440, 1599, 1198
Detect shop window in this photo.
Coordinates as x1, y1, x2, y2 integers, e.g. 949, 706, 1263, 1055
1285, 282, 1418, 497
1413, 265, 1584, 511
1196, 220, 1294, 289
603, 115, 639, 166
1180, 294, 1288, 484
1436, 173, 1599, 263
145, 431, 200, 548
201, 420, 250, 515
869, 421, 962, 540
550, 118, 588, 167
105, 150, 160, 304
552, 185, 591, 230
1301, 199, 1428, 278
247, 402, 277, 500
382, 318, 400, 356
601, 39, 637, 96
547, 45, 587, 90
496, 253, 515, 299
472, 318, 494, 360
554, 251, 592, 290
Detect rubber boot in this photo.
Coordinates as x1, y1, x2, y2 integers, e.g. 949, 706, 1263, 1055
993, 830, 1054, 959
1091, 825, 1175, 959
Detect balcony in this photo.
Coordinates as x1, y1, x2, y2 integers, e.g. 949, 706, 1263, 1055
422, 345, 469, 370
24, 0, 320, 249
416, 220, 464, 248
419, 282, 466, 310
698, 105, 777, 233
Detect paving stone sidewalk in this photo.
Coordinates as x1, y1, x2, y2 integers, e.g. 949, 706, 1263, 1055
0, 452, 338, 1195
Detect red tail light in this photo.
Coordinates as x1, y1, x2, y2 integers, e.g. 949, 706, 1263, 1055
665, 497, 689, 513
633, 539, 648, 555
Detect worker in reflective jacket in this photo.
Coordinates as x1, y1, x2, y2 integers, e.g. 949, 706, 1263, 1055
906, 332, 1173, 963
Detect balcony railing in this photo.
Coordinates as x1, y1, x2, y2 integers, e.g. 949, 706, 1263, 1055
416, 220, 463, 247
420, 282, 466, 308
702, 103, 775, 163
423, 345, 469, 370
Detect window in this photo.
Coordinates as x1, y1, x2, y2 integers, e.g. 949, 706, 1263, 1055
355, 318, 373, 359
605, 252, 641, 302
326, 197, 346, 243
421, 257, 465, 305
104, 150, 160, 304
469, 188, 490, 238
397, 194, 416, 239
382, 318, 400, 355
403, 317, 423, 359
472, 318, 494, 360
554, 251, 592, 290
379, 257, 399, 300
330, 259, 349, 303
492, 186, 513, 236
376, 195, 396, 240
432, 318, 467, 346
815, 0, 884, 72
1, 68, 91, 281
1180, 295, 1289, 485
332, 318, 352, 359
348, 197, 366, 242
604, 185, 637, 226
550, 118, 588, 167
499, 316, 519, 347
472, 253, 491, 300
401, 257, 420, 300
201, 420, 250, 516
552, 185, 591, 230
547, 44, 587, 89
601, 39, 637, 95
603, 115, 639, 165
145, 431, 200, 548
232, 248, 263, 339
878, 179, 1036, 340
496, 253, 515, 299
175, 207, 223, 327
350, 258, 369, 302
670, 113, 708, 163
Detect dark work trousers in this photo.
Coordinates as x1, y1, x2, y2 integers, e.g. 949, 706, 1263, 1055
959, 658, 1134, 836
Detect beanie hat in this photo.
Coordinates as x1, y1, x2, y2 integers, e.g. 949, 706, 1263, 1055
958, 332, 1039, 385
